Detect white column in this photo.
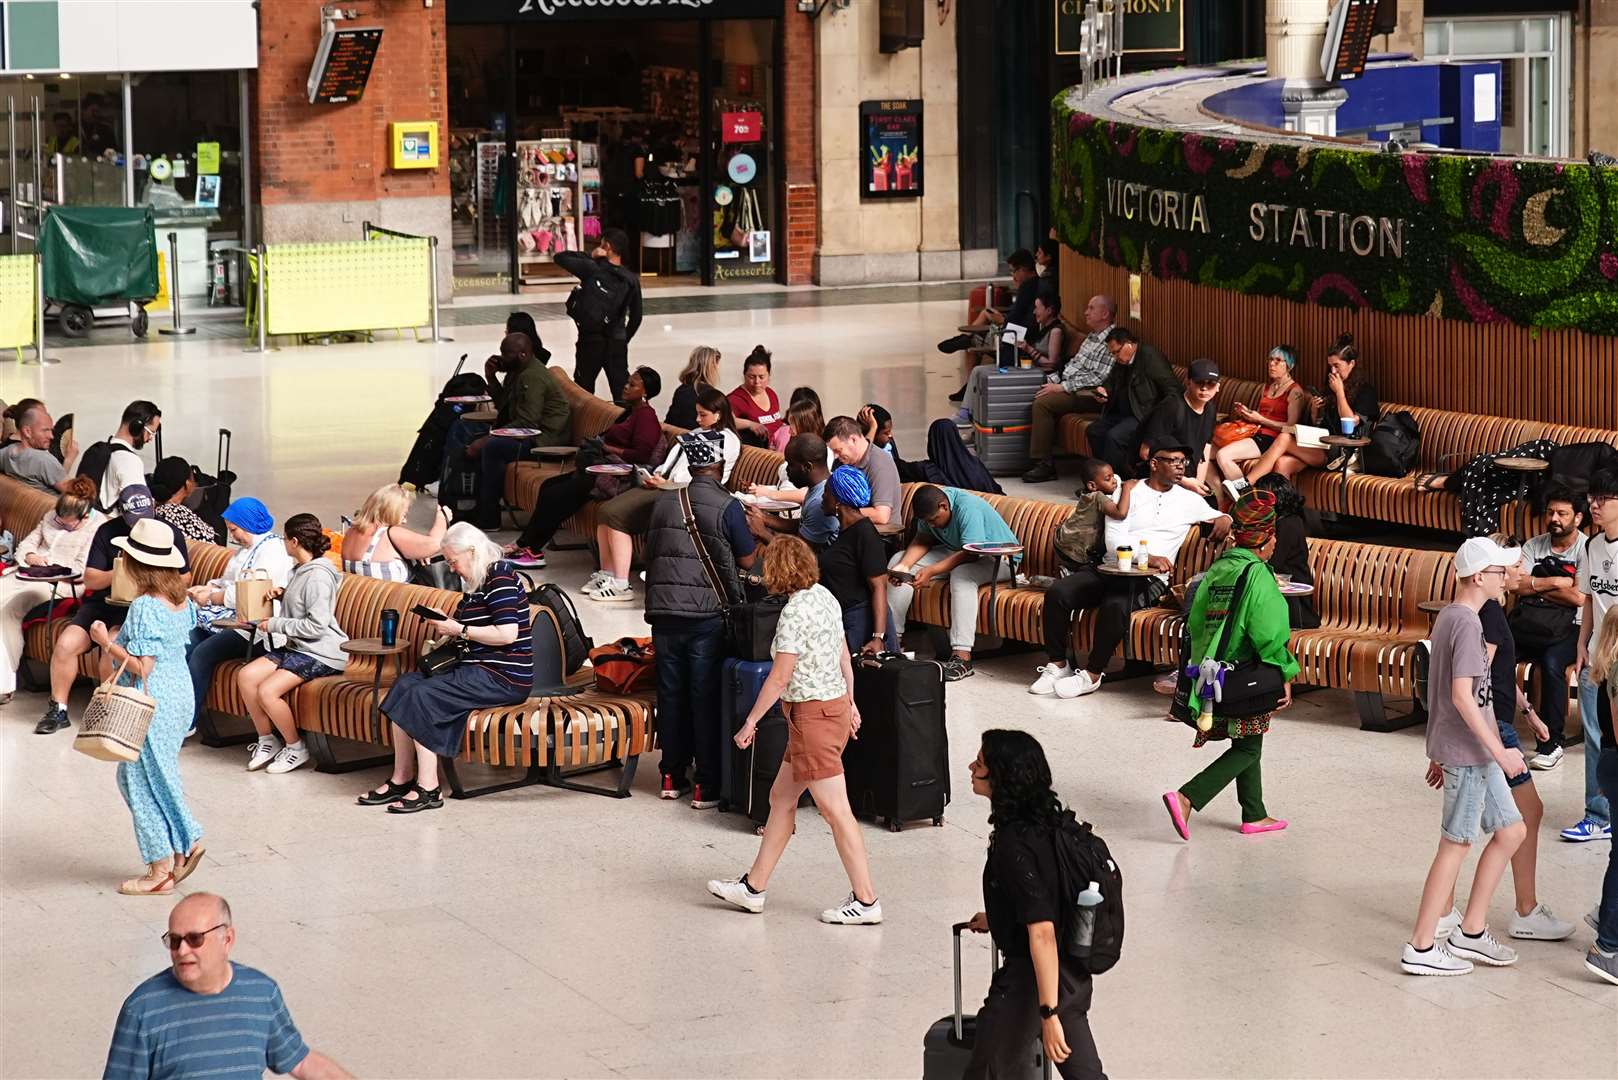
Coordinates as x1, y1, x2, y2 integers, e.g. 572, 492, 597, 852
1266, 0, 1346, 136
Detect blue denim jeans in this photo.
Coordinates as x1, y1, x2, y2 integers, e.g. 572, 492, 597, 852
476, 435, 535, 523
185, 627, 250, 726
1580, 666, 1609, 824
652, 617, 726, 791
1520, 632, 1579, 753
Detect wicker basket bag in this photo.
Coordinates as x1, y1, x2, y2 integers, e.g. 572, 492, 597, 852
73, 657, 157, 763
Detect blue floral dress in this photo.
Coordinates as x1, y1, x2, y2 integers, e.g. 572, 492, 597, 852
115, 596, 204, 865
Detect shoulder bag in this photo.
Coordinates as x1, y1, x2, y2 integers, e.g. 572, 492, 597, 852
74, 657, 156, 763
1169, 562, 1288, 724
418, 634, 469, 677
680, 487, 783, 662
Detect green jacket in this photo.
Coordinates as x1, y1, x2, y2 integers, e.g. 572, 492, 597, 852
494, 356, 572, 444
1187, 546, 1300, 682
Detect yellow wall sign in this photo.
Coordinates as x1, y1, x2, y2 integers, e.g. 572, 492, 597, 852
389, 121, 439, 170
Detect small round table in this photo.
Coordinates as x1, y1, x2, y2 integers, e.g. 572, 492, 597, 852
341, 638, 414, 743
963, 542, 1024, 638
1417, 599, 1447, 624
1319, 435, 1372, 518
1096, 563, 1160, 578
532, 445, 577, 461
1493, 456, 1549, 542
463, 408, 498, 424
22, 572, 82, 648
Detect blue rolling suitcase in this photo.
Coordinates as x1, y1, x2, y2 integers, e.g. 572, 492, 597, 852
718, 657, 790, 825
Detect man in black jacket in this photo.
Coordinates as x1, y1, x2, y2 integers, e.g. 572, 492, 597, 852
1086, 327, 1179, 476
643, 431, 758, 808
556, 227, 643, 404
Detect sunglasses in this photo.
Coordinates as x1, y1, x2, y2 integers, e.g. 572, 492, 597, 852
161, 923, 227, 951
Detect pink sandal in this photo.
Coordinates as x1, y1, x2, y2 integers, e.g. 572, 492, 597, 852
1240, 819, 1288, 835
1161, 791, 1190, 841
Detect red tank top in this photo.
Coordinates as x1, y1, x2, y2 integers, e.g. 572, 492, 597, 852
1257, 381, 1294, 424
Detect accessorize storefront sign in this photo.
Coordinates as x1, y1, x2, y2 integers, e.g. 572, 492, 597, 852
448, 0, 782, 22
1053, 100, 1618, 334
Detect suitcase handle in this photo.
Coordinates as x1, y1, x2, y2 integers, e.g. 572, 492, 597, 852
951, 921, 998, 1043
217, 428, 231, 474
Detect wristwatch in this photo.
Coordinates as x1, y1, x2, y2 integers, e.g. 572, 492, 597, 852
1039, 1004, 1057, 1019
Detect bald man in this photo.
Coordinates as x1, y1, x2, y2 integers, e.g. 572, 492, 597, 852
105, 893, 350, 1079
1022, 293, 1118, 484
466, 331, 572, 528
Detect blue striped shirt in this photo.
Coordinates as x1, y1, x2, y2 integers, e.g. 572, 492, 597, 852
104, 963, 308, 1079
457, 562, 533, 689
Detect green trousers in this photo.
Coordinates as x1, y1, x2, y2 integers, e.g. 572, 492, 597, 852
1179, 734, 1266, 823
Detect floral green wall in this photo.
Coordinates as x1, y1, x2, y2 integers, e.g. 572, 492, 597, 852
1052, 99, 1618, 335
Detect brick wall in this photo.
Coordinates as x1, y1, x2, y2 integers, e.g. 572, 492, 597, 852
781, 0, 817, 285
254, 0, 449, 211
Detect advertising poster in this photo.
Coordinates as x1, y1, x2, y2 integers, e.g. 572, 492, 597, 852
860, 100, 923, 199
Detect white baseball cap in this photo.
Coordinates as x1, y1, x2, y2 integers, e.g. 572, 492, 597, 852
1454, 536, 1521, 579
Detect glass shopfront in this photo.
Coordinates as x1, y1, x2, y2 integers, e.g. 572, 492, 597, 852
447, 1, 782, 294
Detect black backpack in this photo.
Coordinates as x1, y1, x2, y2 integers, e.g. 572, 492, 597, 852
566, 265, 630, 334
76, 440, 141, 512
530, 582, 593, 676
1362, 411, 1421, 477
1050, 817, 1125, 975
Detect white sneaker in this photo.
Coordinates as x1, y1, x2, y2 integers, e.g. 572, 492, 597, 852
707, 876, 766, 914
1446, 926, 1518, 966
1054, 669, 1103, 699
1400, 941, 1473, 976
1029, 662, 1070, 696
820, 893, 883, 925
265, 743, 312, 775
580, 571, 611, 596
1435, 906, 1463, 940
1508, 903, 1575, 941
1529, 744, 1564, 770
591, 581, 635, 603
1222, 478, 1252, 503
246, 735, 283, 771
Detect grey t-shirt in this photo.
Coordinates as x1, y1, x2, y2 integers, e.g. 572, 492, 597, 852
1521, 531, 1587, 625
858, 442, 901, 519
1425, 603, 1492, 766
0, 443, 64, 492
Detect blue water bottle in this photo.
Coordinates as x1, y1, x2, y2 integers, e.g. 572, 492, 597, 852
380, 608, 400, 647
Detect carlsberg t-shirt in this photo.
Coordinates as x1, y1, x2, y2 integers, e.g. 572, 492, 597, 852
1425, 603, 1492, 767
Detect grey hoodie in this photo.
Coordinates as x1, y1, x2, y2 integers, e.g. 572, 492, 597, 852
264, 559, 349, 671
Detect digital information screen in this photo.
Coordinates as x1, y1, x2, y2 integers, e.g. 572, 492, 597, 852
307, 27, 383, 105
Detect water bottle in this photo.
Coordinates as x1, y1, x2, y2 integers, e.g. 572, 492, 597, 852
1073, 880, 1103, 958
380, 608, 400, 647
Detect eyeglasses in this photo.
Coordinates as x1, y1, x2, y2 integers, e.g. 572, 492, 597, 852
161, 924, 227, 950
143, 423, 158, 437
1591, 494, 1614, 508
1151, 456, 1188, 466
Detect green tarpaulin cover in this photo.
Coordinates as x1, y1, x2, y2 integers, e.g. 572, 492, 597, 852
39, 206, 158, 306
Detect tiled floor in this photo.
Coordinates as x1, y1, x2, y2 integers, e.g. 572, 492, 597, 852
1, 297, 1614, 1079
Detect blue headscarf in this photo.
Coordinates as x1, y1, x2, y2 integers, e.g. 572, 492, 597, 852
221, 497, 274, 535
828, 465, 871, 509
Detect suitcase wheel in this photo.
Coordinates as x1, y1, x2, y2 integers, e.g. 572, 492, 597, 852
933, 816, 944, 827
887, 819, 903, 833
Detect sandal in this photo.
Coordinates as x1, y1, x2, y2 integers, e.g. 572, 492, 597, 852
173, 846, 206, 885
1413, 472, 1446, 494
119, 871, 175, 896
385, 784, 444, 815
357, 780, 415, 807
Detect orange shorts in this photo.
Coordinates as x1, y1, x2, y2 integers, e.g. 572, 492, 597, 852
782, 697, 851, 781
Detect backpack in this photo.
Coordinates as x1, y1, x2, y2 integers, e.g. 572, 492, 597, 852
76, 440, 141, 512
587, 636, 656, 694
1362, 411, 1421, 477
566, 264, 630, 334
1050, 817, 1125, 975
530, 582, 593, 675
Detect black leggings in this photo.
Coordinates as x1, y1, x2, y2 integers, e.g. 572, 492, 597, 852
965, 958, 1106, 1080
517, 470, 594, 551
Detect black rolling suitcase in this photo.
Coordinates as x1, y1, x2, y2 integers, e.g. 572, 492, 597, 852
844, 653, 949, 831
719, 657, 790, 825
923, 922, 1049, 1079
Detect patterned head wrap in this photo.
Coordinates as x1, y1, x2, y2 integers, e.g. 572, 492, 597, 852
828, 465, 872, 509
677, 430, 724, 468
1231, 489, 1278, 548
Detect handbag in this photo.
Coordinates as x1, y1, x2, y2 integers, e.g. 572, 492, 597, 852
74, 657, 157, 763
588, 636, 657, 694
109, 554, 139, 605
1508, 596, 1577, 651
1169, 563, 1288, 726
234, 568, 275, 623
679, 487, 782, 660
1212, 421, 1262, 448
417, 634, 469, 677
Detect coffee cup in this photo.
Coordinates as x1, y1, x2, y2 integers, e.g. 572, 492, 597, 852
1340, 417, 1357, 436
1116, 546, 1134, 572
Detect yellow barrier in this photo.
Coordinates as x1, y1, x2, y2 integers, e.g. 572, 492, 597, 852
0, 255, 36, 357
262, 239, 430, 337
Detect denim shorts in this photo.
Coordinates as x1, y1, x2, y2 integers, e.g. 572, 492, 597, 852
263, 647, 341, 683
1494, 715, 1533, 789
1440, 762, 1522, 844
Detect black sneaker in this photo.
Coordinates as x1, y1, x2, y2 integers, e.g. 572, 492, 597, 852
938, 334, 974, 355
947, 382, 968, 403
941, 657, 975, 683
34, 704, 70, 735
1021, 461, 1058, 483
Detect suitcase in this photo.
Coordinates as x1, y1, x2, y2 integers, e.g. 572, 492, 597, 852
718, 657, 792, 825
971, 368, 1045, 476
844, 653, 949, 831
922, 922, 1050, 1080
968, 283, 1012, 324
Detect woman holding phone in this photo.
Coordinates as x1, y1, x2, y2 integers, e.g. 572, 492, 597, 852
1242, 334, 1379, 487
356, 523, 532, 814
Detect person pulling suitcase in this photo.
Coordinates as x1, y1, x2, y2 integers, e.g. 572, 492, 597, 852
956, 730, 1115, 1079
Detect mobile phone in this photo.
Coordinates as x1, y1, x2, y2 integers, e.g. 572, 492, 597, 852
888, 569, 916, 585
410, 604, 446, 622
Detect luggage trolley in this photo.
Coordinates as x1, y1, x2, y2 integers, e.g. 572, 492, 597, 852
38, 206, 160, 339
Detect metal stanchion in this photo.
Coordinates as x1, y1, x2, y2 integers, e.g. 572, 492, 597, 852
427, 235, 452, 343
255, 244, 268, 352
158, 231, 195, 336
25, 252, 56, 365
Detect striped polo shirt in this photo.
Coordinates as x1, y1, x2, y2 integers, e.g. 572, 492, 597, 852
103, 963, 308, 1079
456, 562, 533, 689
